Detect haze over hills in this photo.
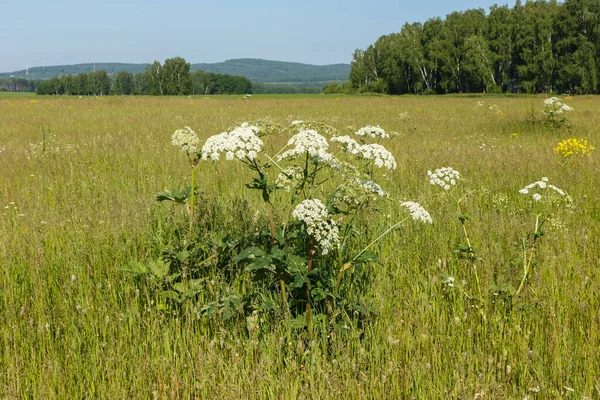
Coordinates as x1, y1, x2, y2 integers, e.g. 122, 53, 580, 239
0, 59, 351, 87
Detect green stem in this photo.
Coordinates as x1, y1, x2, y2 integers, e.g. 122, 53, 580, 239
455, 195, 486, 322
306, 240, 315, 341
352, 217, 409, 263
515, 215, 539, 297
189, 166, 195, 234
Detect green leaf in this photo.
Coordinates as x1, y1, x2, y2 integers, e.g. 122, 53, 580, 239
353, 251, 378, 263
233, 246, 266, 263
245, 257, 274, 272
147, 259, 170, 279
155, 186, 191, 204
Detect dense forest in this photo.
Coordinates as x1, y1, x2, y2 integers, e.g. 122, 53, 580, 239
0, 78, 38, 92
35, 57, 252, 96
350, 0, 600, 94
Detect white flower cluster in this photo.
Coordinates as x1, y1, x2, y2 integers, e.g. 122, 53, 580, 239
543, 97, 574, 114
401, 201, 433, 224
331, 135, 361, 154
360, 144, 397, 169
519, 177, 565, 201
202, 123, 263, 161
292, 199, 340, 254
275, 166, 304, 192
277, 129, 334, 164
428, 167, 460, 190
353, 178, 387, 197
172, 126, 201, 155
355, 125, 389, 139
331, 135, 396, 170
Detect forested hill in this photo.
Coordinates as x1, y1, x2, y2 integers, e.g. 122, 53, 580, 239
0, 59, 350, 86
190, 59, 350, 84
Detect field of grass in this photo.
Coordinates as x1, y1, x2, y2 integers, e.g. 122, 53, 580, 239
1, 93, 599, 399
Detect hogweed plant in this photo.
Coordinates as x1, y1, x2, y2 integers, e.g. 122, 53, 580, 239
542, 96, 574, 126
160, 120, 432, 337
516, 177, 568, 297
157, 126, 202, 233
427, 167, 487, 321
432, 168, 573, 319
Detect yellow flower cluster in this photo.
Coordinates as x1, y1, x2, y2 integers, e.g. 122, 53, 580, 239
553, 138, 595, 159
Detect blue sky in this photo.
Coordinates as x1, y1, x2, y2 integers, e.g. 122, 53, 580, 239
1, 0, 516, 72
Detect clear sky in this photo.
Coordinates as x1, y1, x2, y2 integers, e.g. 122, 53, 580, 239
1, 0, 517, 72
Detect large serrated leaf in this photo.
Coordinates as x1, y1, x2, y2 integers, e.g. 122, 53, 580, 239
232, 246, 266, 263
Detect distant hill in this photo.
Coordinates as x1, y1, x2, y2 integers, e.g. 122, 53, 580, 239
0, 59, 351, 87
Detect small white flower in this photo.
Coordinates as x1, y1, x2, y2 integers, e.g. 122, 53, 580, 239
292, 199, 340, 254
331, 135, 361, 154
277, 129, 335, 165
401, 201, 433, 224
354, 178, 387, 197
172, 126, 201, 155
276, 166, 303, 192
358, 143, 397, 170
202, 123, 263, 161
519, 177, 565, 201
428, 167, 460, 189
444, 276, 455, 288
354, 125, 389, 139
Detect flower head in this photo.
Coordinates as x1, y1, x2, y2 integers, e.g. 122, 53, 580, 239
275, 166, 304, 192
358, 143, 397, 170
355, 125, 389, 139
353, 178, 387, 197
543, 96, 573, 118
202, 122, 263, 161
277, 129, 334, 164
401, 201, 433, 224
428, 167, 460, 190
519, 176, 565, 201
331, 135, 361, 155
292, 199, 340, 254
172, 126, 201, 155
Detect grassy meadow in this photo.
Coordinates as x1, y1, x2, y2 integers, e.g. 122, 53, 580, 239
1, 93, 599, 399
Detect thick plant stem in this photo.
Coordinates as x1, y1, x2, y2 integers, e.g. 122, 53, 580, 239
306, 240, 315, 341
189, 166, 195, 234
515, 215, 539, 297
265, 196, 288, 313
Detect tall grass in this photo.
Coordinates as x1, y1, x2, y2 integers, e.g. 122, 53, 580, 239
1, 94, 599, 398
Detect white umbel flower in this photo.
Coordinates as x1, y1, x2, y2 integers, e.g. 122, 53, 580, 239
358, 143, 397, 170
428, 167, 460, 190
172, 126, 201, 155
519, 176, 565, 200
354, 178, 387, 197
277, 129, 334, 164
202, 122, 263, 161
292, 199, 340, 254
275, 166, 304, 192
331, 135, 361, 154
543, 96, 573, 115
401, 201, 433, 224
355, 125, 389, 139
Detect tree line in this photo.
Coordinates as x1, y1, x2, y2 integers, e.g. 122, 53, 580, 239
349, 0, 600, 94
0, 78, 38, 92
35, 57, 252, 96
